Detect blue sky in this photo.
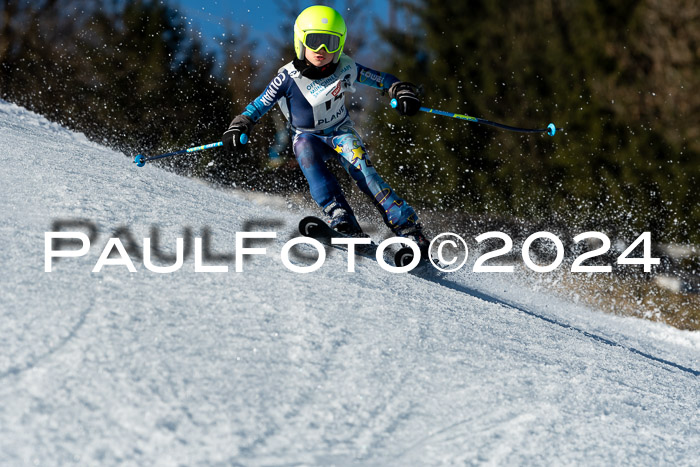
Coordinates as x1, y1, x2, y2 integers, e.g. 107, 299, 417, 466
171, 0, 392, 56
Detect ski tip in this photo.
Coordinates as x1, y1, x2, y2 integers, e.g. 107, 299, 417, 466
547, 123, 556, 136
298, 216, 323, 237
134, 155, 146, 167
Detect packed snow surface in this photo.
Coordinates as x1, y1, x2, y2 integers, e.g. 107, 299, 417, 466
0, 100, 698, 465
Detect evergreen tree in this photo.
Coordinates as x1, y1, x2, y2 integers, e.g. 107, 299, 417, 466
372, 0, 699, 243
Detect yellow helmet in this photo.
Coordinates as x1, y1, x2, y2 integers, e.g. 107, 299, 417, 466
294, 5, 347, 64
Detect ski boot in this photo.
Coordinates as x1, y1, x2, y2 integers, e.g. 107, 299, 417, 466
394, 222, 431, 259
323, 201, 365, 237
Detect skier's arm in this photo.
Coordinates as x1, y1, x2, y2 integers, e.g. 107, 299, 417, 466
223, 70, 291, 152
241, 70, 291, 122
355, 63, 421, 116
355, 63, 400, 92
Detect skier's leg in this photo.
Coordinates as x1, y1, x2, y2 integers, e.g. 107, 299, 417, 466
330, 127, 420, 232
293, 132, 362, 233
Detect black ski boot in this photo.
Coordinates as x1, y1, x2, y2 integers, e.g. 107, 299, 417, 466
394, 222, 431, 256
323, 201, 365, 237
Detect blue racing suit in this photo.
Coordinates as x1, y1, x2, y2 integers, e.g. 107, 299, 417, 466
241, 54, 419, 231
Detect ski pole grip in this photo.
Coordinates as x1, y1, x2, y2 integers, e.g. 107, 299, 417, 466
390, 99, 398, 109
240, 133, 249, 145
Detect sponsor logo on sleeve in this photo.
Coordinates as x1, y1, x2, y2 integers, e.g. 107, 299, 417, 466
359, 69, 384, 87
260, 72, 287, 106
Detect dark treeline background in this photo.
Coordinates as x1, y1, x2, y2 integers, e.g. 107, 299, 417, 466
1, 0, 697, 243
0, 0, 282, 189
375, 0, 699, 244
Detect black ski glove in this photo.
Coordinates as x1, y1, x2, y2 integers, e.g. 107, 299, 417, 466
389, 81, 422, 116
222, 115, 254, 153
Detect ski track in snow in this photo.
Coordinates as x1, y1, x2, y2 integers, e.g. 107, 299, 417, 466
0, 99, 698, 465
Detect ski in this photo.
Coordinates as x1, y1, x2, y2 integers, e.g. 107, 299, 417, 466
298, 216, 432, 269
298, 216, 379, 262
395, 246, 421, 268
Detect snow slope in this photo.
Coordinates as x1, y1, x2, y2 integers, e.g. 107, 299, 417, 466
0, 100, 698, 466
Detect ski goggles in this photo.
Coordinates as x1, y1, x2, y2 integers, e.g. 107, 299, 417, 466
302, 32, 342, 54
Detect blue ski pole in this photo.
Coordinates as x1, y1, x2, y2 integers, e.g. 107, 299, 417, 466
133, 136, 248, 167
390, 99, 562, 136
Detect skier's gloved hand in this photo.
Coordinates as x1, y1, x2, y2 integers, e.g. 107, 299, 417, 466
389, 81, 421, 116
222, 115, 254, 153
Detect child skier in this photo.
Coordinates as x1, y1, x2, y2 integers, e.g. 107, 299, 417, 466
223, 5, 429, 250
